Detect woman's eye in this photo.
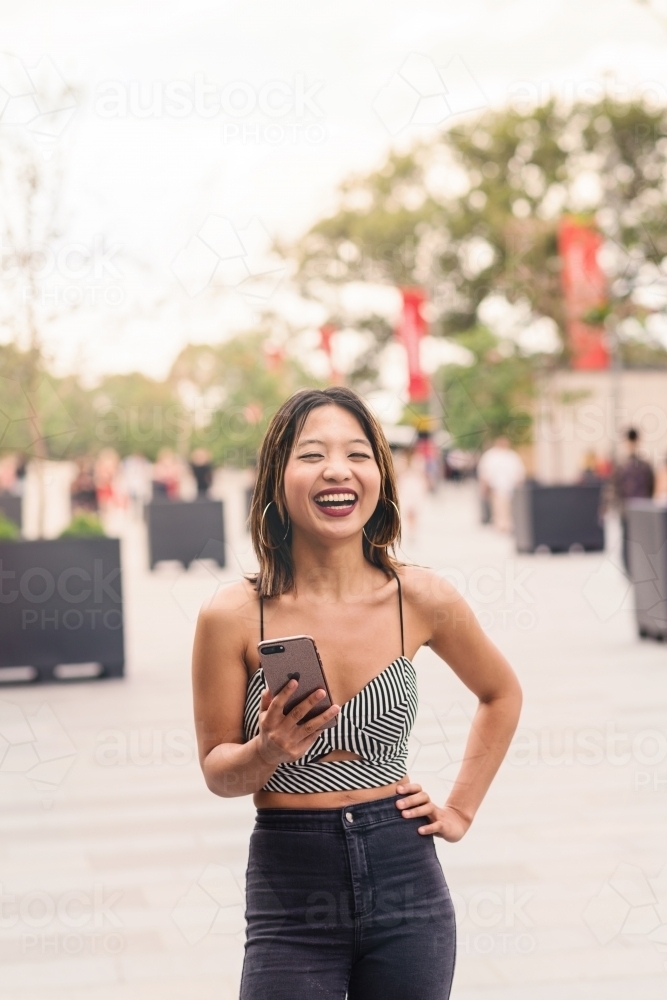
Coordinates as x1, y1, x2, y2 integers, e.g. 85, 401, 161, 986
299, 452, 324, 460
349, 452, 371, 460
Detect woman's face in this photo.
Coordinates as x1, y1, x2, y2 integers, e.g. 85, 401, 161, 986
283, 405, 382, 542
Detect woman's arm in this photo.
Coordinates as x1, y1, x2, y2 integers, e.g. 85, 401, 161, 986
192, 585, 339, 797
397, 569, 522, 840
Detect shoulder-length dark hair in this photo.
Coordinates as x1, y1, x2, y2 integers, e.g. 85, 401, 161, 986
250, 387, 401, 597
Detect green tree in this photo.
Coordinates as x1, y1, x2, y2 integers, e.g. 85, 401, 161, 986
439, 328, 535, 449
169, 332, 322, 466
89, 372, 179, 460
0, 343, 90, 459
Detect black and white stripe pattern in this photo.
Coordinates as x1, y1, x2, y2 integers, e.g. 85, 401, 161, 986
243, 656, 418, 793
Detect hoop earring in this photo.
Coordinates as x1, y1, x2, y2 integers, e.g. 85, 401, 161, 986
259, 501, 290, 550
363, 498, 401, 548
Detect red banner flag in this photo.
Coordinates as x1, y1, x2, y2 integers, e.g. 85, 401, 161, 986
319, 324, 342, 385
396, 287, 430, 402
558, 217, 609, 370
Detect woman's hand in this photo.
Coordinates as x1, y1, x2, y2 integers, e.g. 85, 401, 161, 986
395, 783, 472, 842
257, 680, 340, 767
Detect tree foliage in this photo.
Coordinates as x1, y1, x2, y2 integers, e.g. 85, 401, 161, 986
440, 328, 535, 449
1, 332, 319, 464
172, 333, 321, 465
294, 97, 667, 365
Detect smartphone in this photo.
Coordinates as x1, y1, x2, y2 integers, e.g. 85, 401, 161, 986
257, 635, 337, 729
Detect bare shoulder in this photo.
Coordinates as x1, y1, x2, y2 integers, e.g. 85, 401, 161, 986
195, 578, 259, 649
396, 564, 459, 609
199, 578, 258, 621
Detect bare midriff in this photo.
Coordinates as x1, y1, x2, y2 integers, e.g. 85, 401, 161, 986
253, 773, 408, 810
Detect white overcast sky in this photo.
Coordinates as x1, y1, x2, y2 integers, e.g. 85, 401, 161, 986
2, 0, 667, 379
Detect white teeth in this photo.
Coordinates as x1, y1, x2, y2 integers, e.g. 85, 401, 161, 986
315, 493, 357, 503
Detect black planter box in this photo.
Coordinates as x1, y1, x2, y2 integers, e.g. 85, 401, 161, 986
0, 492, 22, 531
626, 500, 667, 641
146, 499, 225, 569
512, 482, 604, 553
0, 537, 124, 681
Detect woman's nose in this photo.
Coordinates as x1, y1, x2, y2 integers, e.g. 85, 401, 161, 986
322, 457, 352, 481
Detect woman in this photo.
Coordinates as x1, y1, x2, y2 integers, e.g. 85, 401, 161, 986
193, 387, 522, 1000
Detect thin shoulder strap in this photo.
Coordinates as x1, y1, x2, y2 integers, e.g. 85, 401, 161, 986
259, 593, 264, 641
392, 570, 405, 657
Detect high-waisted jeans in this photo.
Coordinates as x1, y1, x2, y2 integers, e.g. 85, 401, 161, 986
240, 794, 456, 999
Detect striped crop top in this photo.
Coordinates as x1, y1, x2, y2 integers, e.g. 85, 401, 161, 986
243, 574, 418, 794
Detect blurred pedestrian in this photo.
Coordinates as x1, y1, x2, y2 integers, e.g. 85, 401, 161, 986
152, 448, 182, 500
122, 453, 151, 515
477, 437, 525, 533
655, 452, 667, 502
416, 433, 440, 492
190, 447, 213, 498
0, 454, 18, 493
397, 447, 428, 543
95, 448, 121, 512
579, 450, 601, 483
444, 448, 471, 481
595, 454, 613, 480
613, 428, 655, 573
71, 457, 98, 514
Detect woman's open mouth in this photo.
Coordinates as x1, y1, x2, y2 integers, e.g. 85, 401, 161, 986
313, 489, 358, 517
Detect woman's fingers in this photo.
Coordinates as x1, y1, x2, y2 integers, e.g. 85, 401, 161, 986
263, 678, 298, 720
400, 802, 434, 819
396, 782, 422, 796
417, 820, 441, 835
395, 784, 427, 812
259, 681, 340, 762
288, 688, 328, 725
396, 790, 429, 810
294, 704, 340, 746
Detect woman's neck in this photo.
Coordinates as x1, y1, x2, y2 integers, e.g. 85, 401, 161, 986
290, 530, 380, 602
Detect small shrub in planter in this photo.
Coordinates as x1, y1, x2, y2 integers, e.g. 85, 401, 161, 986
60, 513, 106, 538
0, 512, 20, 541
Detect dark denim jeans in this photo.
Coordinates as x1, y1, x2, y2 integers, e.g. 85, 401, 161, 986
240, 794, 456, 999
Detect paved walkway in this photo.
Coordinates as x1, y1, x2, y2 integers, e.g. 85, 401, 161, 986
1, 481, 666, 998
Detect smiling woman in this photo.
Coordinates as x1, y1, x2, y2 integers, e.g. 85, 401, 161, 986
249, 387, 400, 598
192, 386, 522, 1000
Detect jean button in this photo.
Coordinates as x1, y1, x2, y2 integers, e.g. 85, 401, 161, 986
345, 811, 354, 823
